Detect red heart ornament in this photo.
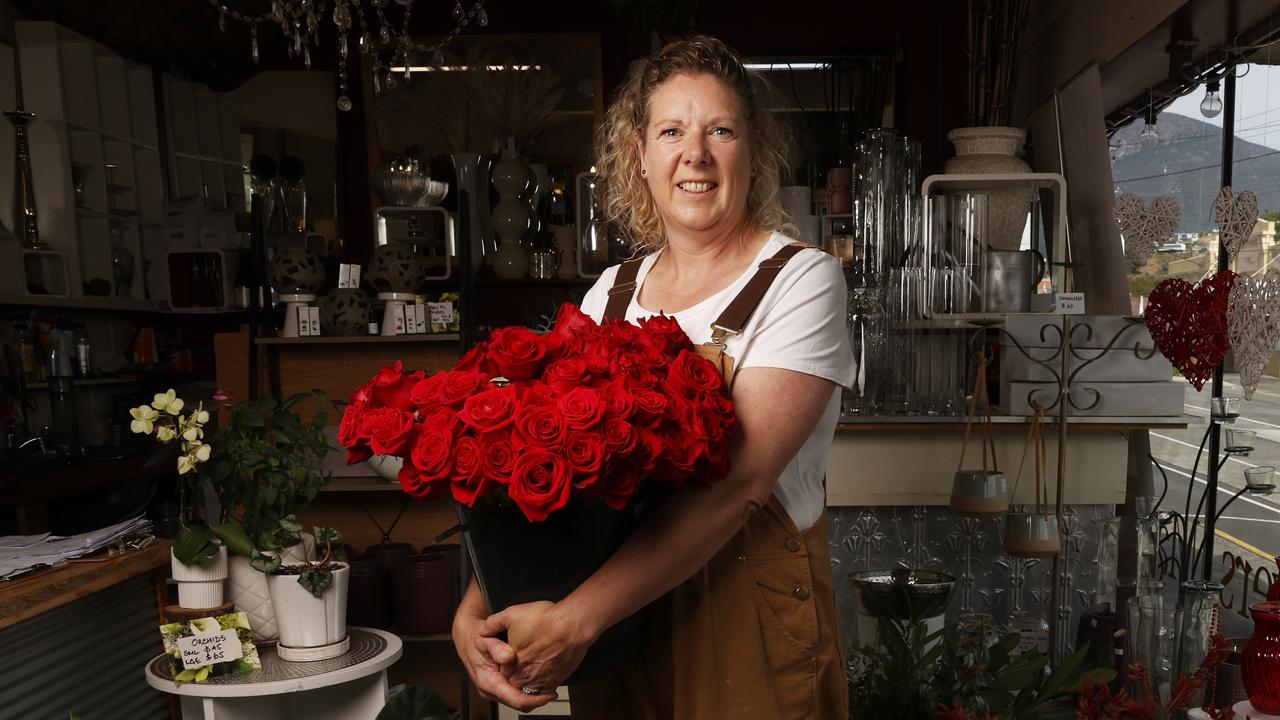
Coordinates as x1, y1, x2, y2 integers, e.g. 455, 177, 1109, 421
1145, 271, 1237, 391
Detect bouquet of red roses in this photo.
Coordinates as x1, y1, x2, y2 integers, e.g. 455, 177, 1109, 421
337, 303, 737, 522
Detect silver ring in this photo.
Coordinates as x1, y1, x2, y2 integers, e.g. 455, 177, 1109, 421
521, 685, 541, 695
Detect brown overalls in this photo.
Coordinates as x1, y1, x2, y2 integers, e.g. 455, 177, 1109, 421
570, 244, 848, 719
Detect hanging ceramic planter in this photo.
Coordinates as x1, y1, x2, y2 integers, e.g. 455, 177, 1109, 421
1003, 407, 1061, 558
949, 353, 1009, 518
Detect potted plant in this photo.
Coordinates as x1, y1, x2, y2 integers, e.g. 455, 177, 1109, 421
131, 389, 336, 636
131, 389, 229, 609
264, 526, 350, 661
202, 392, 336, 643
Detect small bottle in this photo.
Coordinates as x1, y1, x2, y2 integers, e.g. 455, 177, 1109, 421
14, 323, 38, 382
73, 324, 91, 377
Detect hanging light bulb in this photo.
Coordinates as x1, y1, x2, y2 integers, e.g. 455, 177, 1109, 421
1200, 79, 1224, 118
1139, 104, 1159, 149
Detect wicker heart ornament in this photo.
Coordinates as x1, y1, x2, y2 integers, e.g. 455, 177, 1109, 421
1215, 187, 1259, 260
1115, 193, 1181, 266
1228, 271, 1280, 400
1145, 270, 1238, 391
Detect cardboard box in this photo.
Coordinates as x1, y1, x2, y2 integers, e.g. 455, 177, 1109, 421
309, 306, 321, 336
392, 304, 406, 335
1001, 314, 1153, 351
414, 304, 427, 334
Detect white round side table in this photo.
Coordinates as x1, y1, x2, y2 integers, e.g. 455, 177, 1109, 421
144, 627, 403, 720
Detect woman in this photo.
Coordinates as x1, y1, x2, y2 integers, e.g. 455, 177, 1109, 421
451, 35, 856, 718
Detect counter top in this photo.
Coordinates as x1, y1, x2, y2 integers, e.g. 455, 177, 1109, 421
0, 539, 171, 631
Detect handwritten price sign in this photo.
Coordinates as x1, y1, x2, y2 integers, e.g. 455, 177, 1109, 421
177, 630, 244, 670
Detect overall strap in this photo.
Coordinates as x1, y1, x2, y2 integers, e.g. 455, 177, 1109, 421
708, 242, 812, 344
603, 257, 645, 321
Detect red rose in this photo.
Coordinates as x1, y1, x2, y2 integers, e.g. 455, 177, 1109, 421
398, 460, 449, 499
410, 425, 454, 482
480, 432, 517, 483
565, 431, 605, 477
557, 387, 605, 430
653, 430, 703, 485
454, 341, 498, 377
637, 314, 693, 356
369, 360, 421, 411
601, 379, 637, 420
450, 436, 493, 506
553, 302, 597, 340
582, 352, 611, 377
338, 402, 368, 450
626, 426, 663, 472
459, 385, 517, 432
438, 370, 485, 408
360, 406, 418, 456
601, 465, 643, 510
602, 417, 636, 456
422, 406, 462, 436
514, 405, 567, 449
488, 326, 547, 381
664, 350, 724, 398
508, 449, 573, 522
544, 357, 590, 392
632, 389, 668, 426
410, 372, 447, 411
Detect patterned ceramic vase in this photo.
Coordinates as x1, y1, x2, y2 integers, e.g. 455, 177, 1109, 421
944, 126, 1033, 251
318, 287, 371, 336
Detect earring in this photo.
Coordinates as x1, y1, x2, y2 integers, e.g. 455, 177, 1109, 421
641, 168, 647, 176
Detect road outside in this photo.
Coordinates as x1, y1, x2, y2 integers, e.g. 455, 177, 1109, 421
1146, 372, 1280, 638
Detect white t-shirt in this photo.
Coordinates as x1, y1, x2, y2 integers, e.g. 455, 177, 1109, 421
579, 232, 856, 531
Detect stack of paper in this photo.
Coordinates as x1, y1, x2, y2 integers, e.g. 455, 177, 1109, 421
0, 515, 154, 580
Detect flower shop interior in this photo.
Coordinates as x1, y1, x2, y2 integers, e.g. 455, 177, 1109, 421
2, 0, 1280, 718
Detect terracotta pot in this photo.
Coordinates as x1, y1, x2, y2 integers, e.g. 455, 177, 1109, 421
949, 470, 1008, 518
1003, 511, 1061, 558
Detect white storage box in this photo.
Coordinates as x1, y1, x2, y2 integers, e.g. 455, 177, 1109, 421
1000, 380, 1183, 417
1002, 314, 1153, 350
1000, 346, 1172, 384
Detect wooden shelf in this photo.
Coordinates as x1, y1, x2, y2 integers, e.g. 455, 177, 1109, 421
474, 277, 595, 287
0, 293, 158, 312
256, 334, 460, 346
323, 477, 402, 493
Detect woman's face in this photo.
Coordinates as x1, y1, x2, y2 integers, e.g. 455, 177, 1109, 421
640, 72, 754, 239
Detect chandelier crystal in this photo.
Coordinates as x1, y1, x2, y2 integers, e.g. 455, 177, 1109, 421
206, 0, 489, 111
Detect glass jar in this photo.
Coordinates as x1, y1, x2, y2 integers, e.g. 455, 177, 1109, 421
1243, 601, 1280, 713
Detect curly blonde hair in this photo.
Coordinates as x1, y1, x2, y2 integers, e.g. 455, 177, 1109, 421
595, 35, 794, 255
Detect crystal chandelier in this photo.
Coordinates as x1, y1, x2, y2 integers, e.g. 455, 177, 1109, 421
205, 0, 489, 111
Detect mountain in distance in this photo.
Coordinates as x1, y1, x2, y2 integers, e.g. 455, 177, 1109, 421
1110, 111, 1280, 233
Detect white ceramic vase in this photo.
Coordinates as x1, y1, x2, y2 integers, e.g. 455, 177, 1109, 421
226, 534, 316, 643
266, 563, 349, 660
944, 126, 1033, 251
171, 545, 228, 610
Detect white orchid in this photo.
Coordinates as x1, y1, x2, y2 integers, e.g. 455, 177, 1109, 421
129, 404, 159, 434
156, 425, 178, 442
177, 442, 212, 475
151, 389, 185, 415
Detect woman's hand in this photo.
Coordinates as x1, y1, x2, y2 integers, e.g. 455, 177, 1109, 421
453, 581, 558, 712
480, 600, 595, 694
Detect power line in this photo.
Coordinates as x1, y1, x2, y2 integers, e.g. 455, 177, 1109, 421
1114, 149, 1280, 183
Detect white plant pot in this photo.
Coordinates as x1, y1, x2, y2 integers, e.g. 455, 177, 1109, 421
368, 454, 403, 483
171, 545, 228, 609
226, 534, 316, 643
267, 563, 349, 661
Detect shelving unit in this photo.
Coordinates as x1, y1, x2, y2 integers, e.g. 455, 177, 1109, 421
161, 76, 243, 212
6, 22, 162, 303
254, 334, 461, 346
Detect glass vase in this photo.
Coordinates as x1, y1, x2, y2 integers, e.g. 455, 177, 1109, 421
1243, 601, 1280, 714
